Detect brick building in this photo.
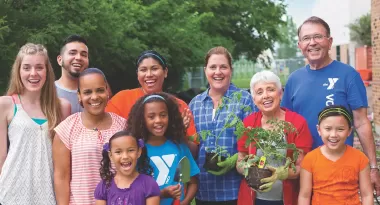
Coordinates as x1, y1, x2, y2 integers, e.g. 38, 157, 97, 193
372, 0, 380, 137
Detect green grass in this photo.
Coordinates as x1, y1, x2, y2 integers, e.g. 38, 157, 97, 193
232, 74, 289, 89
232, 78, 251, 88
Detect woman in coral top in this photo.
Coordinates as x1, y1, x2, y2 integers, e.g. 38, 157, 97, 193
236, 70, 313, 205
105, 50, 198, 155
53, 68, 127, 205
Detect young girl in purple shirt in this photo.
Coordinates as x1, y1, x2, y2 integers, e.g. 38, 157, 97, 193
94, 130, 160, 205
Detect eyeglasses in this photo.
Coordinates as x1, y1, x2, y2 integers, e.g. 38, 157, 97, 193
300, 34, 329, 44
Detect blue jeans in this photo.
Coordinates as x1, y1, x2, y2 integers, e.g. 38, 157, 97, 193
255, 199, 283, 205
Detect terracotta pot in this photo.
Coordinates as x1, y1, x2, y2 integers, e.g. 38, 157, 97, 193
245, 166, 272, 190
203, 152, 226, 171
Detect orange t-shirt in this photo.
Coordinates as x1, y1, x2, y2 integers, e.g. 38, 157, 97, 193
105, 88, 198, 143
301, 145, 369, 205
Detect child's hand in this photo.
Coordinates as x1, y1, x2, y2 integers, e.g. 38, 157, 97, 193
163, 184, 181, 199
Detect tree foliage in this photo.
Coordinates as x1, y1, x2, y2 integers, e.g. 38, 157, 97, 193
348, 13, 371, 46
0, 0, 286, 94
275, 16, 298, 59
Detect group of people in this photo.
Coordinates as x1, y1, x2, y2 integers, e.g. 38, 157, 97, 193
0, 16, 379, 205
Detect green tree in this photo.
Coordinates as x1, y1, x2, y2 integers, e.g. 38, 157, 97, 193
348, 13, 371, 46
0, 0, 287, 94
192, 0, 287, 60
275, 16, 298, 59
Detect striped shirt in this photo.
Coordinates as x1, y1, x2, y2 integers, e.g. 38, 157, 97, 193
189, 83, 255, 201
54, 112, 126, 205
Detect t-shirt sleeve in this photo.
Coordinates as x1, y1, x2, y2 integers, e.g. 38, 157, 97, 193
358, 150, 369, 171
94, 180, 107, 200
181, 144, 200, 177
301, 150, 315, 173
281, 79, 293, 111
54, 115, 75, 150
105, 91, 127, 118
347, 72, 368, 110
144, 175, 161, 198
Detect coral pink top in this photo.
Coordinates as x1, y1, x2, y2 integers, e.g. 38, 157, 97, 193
54, 112, 126, 205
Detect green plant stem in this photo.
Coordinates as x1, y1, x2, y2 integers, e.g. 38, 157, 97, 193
250, 133, 267, 157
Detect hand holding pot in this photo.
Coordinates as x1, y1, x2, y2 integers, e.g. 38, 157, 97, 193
258, 159, 291, 192
207, 153, 238, 175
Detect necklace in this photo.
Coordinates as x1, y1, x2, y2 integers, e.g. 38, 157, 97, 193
83, 113, 108, 141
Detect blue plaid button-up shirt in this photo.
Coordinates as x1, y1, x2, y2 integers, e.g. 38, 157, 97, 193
189, 83, 255, 201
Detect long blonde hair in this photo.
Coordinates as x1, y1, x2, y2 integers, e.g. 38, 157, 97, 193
6, 43, 62, 136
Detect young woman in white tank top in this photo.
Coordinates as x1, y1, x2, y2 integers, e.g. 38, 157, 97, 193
0, 43, 71, 205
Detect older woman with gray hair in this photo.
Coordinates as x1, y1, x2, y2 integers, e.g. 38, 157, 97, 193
236, 70, 313, 205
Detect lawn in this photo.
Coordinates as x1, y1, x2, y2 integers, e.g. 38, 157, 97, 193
232, 74, 289, 89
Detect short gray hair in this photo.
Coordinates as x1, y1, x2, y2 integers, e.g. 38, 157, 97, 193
250, 70, 282, 97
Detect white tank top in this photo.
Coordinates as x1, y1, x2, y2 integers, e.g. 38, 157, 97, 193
0, 102, 56, 205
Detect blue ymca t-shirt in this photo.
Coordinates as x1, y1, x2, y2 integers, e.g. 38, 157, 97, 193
281, 60, 368, 149
146, 140, 200, 205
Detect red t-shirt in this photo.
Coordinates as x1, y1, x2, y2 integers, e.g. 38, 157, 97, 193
237, 108, 313, 205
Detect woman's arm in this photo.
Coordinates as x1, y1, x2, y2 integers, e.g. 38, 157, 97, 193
53, 135, 71, 205
0, 96, 13, 174
181, 176, 198, 205
236, 151, 248, 175
359, 165, 374, 205
146, 196, 160, 205
95, 200, 107, 205
298, 168, 312, 205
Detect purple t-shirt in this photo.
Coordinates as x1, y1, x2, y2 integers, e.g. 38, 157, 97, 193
94, 174, 160, 205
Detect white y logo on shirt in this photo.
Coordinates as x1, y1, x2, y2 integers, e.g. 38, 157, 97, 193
150, 154, 176, 186
327, 78, 339, 90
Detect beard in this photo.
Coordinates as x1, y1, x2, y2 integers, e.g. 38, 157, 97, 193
62, 61, 80, 78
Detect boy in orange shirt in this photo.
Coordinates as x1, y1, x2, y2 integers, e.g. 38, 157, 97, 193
298, 105, 373, 205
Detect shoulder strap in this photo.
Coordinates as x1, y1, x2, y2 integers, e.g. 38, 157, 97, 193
10, 94, 19, 116
11, 94, 20, 104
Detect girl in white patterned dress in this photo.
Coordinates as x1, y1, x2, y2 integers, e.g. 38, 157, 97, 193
0, 43, 71, 205
53, 68, 126, 205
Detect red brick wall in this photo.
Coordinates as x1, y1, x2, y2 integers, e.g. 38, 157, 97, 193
372, 0, 380, 129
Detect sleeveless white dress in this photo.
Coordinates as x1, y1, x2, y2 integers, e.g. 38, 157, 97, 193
0, 103, 56, 205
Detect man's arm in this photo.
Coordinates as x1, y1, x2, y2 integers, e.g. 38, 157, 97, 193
353, 107, 380, 195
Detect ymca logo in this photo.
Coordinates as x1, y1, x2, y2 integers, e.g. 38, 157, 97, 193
326, 94, 334, 106
323, 78, 339, 90
150, 154, 176, 186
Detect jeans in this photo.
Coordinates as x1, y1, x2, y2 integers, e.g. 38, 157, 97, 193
195, 199, 237, 205
255, 199, 283, 205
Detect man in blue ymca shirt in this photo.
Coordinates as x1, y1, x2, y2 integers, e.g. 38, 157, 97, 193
281, 16, 380, 194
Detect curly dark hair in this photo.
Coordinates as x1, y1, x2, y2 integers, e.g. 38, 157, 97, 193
127, 92, 186, 144
99, 130, 153, 187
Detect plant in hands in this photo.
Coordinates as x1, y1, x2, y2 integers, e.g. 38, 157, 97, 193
237, 119, 300, 191
199, 91, 251, 175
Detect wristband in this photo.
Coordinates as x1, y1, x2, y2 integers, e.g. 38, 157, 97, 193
370, 165, 379, 170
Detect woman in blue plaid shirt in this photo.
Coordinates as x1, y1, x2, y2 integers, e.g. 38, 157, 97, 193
189, 46, 255, 205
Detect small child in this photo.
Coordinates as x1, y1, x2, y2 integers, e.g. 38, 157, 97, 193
128, 93, 200, 205
94, 130, 160, 205
298, 105, 373, 205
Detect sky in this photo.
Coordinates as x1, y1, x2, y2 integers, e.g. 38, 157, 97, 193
285, 0, 316, 27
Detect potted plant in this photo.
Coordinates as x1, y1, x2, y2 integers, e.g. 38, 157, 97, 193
192, 91, 252, 171
236, 119, 300, 190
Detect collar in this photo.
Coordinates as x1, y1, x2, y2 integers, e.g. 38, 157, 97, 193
199, 83, 239, 101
